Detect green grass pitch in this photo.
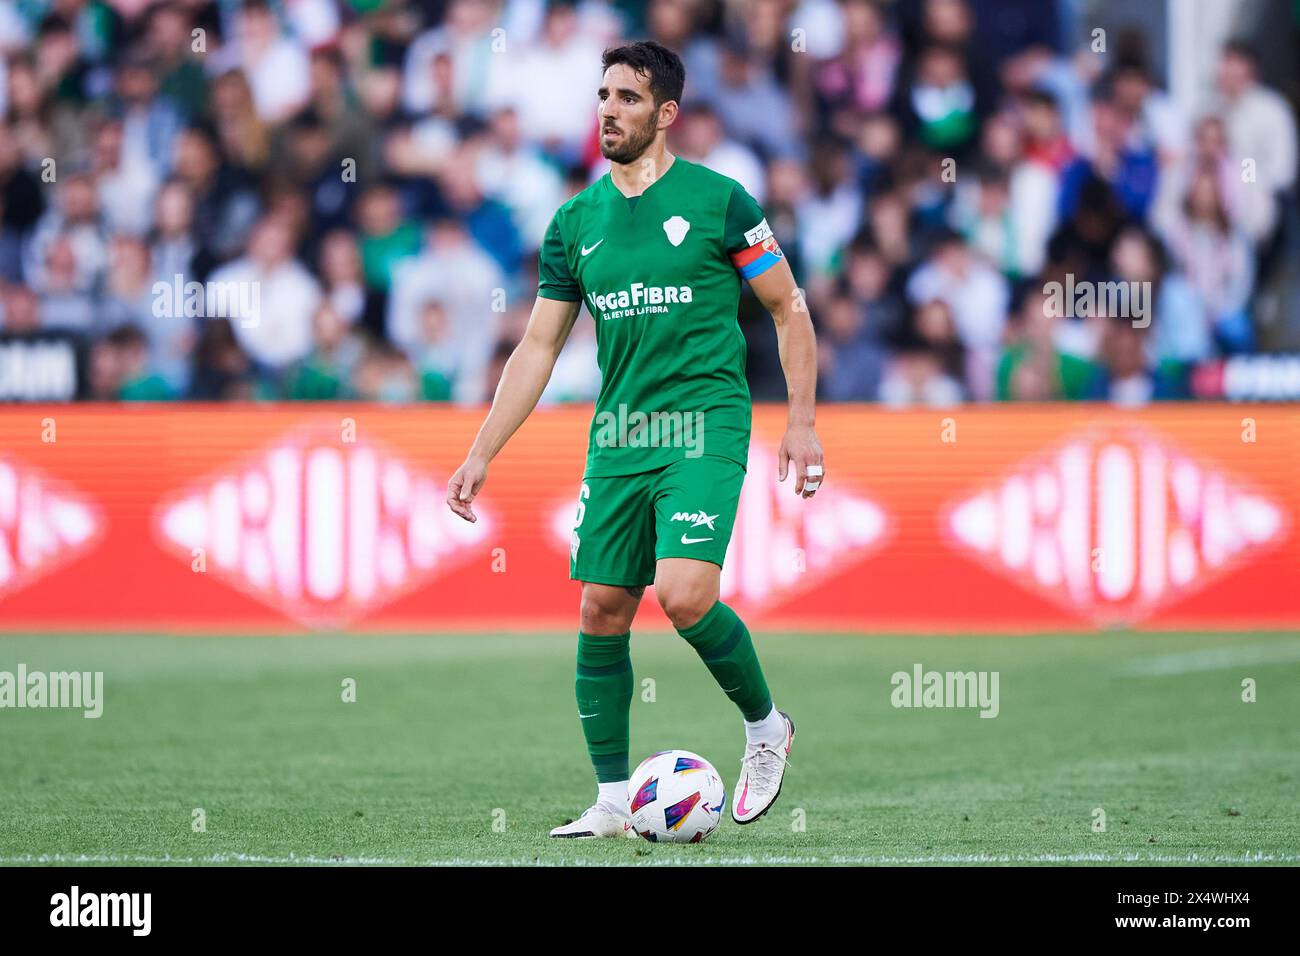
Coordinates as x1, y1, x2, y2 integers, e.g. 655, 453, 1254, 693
1, 631, 1297, 866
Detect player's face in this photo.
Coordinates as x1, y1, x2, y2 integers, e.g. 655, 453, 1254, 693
597, 64, 662, 164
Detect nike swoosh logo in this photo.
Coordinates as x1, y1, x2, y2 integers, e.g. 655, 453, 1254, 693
581, 239, 604, 256
736, 780, 752, 816
680, 534, 713, 544
578, 713, 599, 719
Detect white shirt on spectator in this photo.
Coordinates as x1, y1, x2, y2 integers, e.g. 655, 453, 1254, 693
1008, 161, 1059, 276
491, 35, 606, 152
788, 0, 846, 59
207, 256, 321, 369
476, 144, 567, 251
387, 237, 505, 404
1221, 85, 1299, 198
907, 255, 1009, 400
694, 140, 767, 205
244, 39, 312, 123
797, 183, 862, 275
906, 258, 1009, 352
283, 0, 340, 50
98, 162, 159, 237
403, 25, 506, 117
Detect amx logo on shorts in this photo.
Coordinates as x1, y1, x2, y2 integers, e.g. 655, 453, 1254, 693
593, 404, 705, 457
586, 283, 693, 321
671, 511, 717, 530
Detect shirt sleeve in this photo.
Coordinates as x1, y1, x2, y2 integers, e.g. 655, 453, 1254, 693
537, 212, 581, 301
723, 183, 785, 281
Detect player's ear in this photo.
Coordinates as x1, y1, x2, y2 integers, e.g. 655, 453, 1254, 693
657, 100, 679, 130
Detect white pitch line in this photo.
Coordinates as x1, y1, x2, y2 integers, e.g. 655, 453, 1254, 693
1119, 640, 1300, 676
1, 851, 1296, 866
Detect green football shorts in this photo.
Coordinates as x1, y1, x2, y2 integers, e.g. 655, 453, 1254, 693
569, 454, 746, 587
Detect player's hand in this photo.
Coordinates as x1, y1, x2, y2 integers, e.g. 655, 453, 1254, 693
446, 456, 488, 522
778, 424, 824, 499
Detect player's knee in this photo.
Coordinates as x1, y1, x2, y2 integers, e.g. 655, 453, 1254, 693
656, 582, 715, 631
579, 600, 625, 635
579, 587, 637, 635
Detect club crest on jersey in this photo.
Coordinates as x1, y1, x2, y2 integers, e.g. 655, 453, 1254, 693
663, 215, 690, 247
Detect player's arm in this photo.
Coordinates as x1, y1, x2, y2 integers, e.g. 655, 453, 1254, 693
446, 294, 581, 522
726, 184, 825, 499
747, 258, 824, 498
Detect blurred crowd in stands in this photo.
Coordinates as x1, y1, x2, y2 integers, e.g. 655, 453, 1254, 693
0, 0, 1297, 404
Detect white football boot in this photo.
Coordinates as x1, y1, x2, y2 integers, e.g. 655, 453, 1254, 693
549, 802, 635, 839
731, 710, 795, 824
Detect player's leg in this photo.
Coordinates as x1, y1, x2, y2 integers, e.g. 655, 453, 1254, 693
652, 456, 794, 825
551, 475, 656, 839
576, 585, 642, 791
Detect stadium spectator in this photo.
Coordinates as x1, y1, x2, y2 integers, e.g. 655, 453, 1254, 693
286, 300, 367, 400
387, 217, 504, 404
1108, 225, 1204, 377
473, 108, 566, 251
143, 2, 209, 122
905, 229, 1008, 399
0, 282, 41, 333
796, 138, 862, 276
171, 124, 260, 272
229, 0, 312, 124
403, 0, 506, 118
91, 117, 159, 238
1085, 312, 1184, 405
190, 317, 256, 401
1154, 166, 1255, 354
818, 290, 887, 401
676, 102, 767, 202
709, 39, 797, 161
493, 0, 608, 162
897, 44, 981, 156
353, 339, 420, 403
814, 0, 902, 124
110, 47, 185, 179
206, 214, 322, 372
879, 298, 965, 406
0, 122, 45, 282
996, 289, 1093, 401
317, 228, 370, 330
1057, 86, 1158, 225
355, 183, 422, 293
1214, 40, 1298, 249
25, 173, 108, 332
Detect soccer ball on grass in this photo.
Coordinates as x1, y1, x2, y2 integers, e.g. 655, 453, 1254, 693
627, 750, 725, 843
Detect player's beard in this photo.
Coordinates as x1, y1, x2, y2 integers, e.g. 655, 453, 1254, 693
600, 108, 660, 165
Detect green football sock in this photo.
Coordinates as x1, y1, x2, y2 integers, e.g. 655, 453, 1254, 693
575, 631, 633, 783
677, 602, 773, 721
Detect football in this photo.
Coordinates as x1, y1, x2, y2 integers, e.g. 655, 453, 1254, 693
627, 750, 726, 843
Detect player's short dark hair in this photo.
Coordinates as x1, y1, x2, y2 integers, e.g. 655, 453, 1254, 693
601, 41, 685, 108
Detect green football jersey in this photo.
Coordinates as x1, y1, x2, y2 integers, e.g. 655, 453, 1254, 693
537, 157, 785, 477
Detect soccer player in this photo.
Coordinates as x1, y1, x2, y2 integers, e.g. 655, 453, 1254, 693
446, 40, 825, 838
